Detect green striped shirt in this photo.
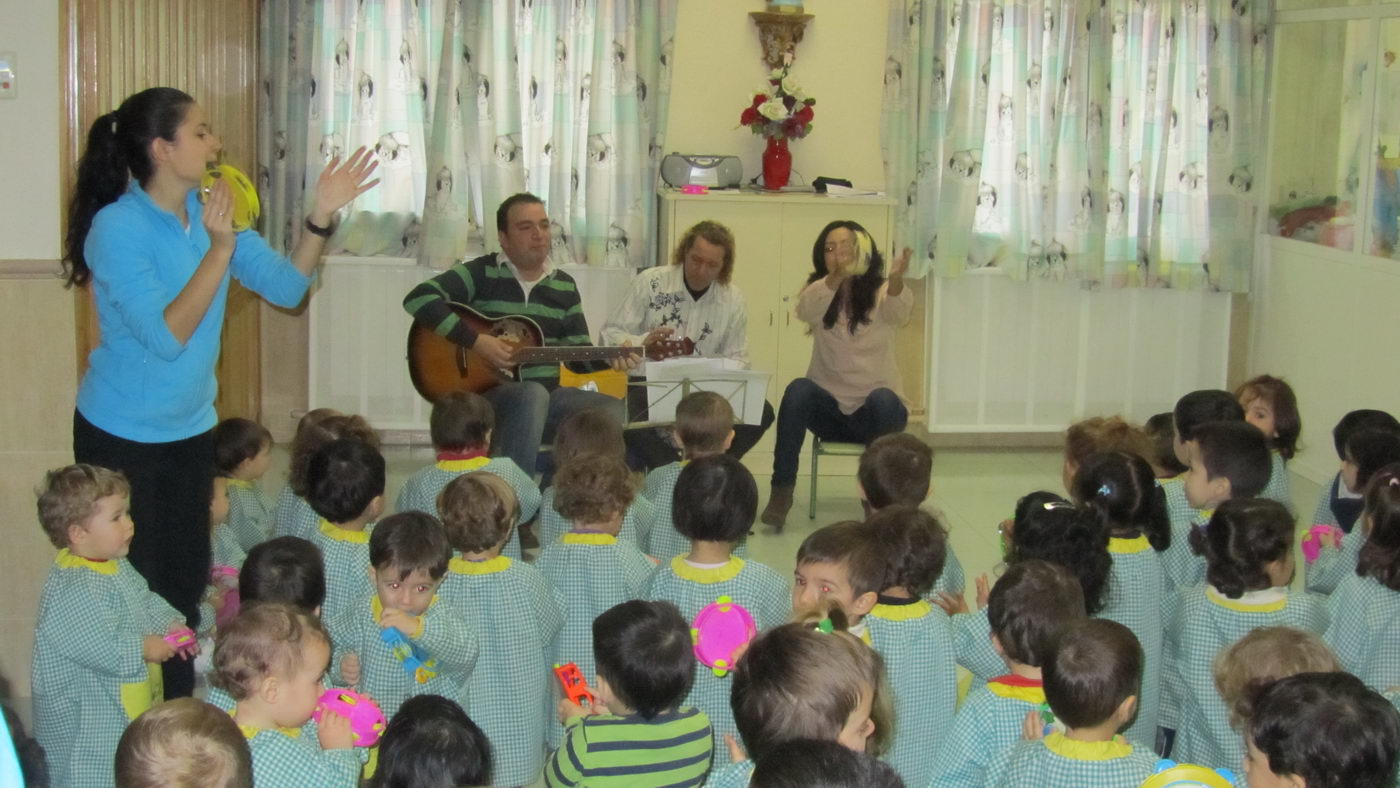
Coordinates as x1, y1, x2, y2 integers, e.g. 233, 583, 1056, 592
402, 252, 606, 387
545, 707, 714, 787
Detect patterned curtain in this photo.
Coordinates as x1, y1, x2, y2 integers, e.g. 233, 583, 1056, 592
420, 0, 677, 269
882, 0, 1269, 291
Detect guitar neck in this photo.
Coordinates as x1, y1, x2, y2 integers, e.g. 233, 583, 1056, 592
512, 345, 641, 363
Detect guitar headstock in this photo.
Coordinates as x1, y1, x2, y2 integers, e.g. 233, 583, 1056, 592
645, 337, 697, 361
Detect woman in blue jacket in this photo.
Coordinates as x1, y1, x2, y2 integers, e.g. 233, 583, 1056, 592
62, 87, 377, 697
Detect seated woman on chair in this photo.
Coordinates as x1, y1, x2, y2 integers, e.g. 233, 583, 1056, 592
601, 220, 774, 471
761, 220, 912, 528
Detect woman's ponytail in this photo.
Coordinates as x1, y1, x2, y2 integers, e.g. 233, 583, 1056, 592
63, 88, 194, 288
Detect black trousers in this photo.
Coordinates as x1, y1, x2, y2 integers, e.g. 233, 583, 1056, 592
73, 410, 214, 699
622, 381, 776, 472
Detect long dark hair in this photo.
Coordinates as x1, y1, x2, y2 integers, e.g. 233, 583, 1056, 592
1073, 451, 1171, 551
1007, 492, 1112, 615
807, 220, 886, 334
1358, 464, 1400, 592
63, 87, 196, 287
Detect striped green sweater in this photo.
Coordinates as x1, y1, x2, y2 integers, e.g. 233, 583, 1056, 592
403, 253, 605, 387
545, 707, 713, 787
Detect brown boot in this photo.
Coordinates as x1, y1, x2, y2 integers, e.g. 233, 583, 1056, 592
761, 485, 795, 528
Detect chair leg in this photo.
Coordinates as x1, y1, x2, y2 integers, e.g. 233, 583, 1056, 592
809, 437, 819, 519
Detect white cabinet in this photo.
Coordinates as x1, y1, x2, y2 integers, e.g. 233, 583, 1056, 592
657, 190, 897, 453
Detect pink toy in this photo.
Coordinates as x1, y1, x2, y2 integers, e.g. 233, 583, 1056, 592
680, 184, 710, 195
314, 689, 386, 747
691, 596, 756, 677
163, 627, 198, 658
210, 565, 241, 628
1302, 524, 1344, 564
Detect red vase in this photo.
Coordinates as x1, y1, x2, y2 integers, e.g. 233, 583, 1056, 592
762, 137, 791, 190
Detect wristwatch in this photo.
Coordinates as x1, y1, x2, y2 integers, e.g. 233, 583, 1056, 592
304, 216, 334, 238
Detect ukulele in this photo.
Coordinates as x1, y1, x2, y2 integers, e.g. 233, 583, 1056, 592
407, 302, 694, 402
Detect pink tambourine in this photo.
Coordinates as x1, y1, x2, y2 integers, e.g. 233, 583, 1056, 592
1301, 524, 1343, 565
691, 596, 756, 677
313, 689, 386, 747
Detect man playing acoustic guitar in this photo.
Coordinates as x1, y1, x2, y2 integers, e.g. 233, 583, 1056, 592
402, 192, 630, 476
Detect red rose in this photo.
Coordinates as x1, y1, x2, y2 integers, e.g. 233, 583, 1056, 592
795, 105, 814, 123
752, 93, 767, 107
740, 107, 759, 125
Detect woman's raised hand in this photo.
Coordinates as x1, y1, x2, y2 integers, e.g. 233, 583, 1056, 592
202, 178, 235, 250
310, 146, 381, 224
889, 246, 912, 279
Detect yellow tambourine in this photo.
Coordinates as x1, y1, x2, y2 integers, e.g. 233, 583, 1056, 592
1139, 760, 1236, 788
199, 163, 261, 232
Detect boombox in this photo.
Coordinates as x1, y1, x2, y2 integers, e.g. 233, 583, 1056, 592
660, 153, 743, 189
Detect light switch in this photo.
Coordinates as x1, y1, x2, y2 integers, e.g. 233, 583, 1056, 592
0, 52, 17, 100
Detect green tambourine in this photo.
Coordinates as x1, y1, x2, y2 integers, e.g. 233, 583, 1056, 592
199, 163, 261, 232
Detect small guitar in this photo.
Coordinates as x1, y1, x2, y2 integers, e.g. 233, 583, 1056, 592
407, 302, 694, 402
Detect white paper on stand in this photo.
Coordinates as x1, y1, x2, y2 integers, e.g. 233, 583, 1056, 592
643, 358, 772, 426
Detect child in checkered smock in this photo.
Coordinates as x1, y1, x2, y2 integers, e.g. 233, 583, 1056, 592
305, 438, 386, 626
707, 611, 890, 788
536, 456, 655, 748
1325, 465, 1400, 692
211, 604, 363, 786
645, 455, 790, 749
1164, 499, 1328, 772
209, 476, 246, 570
214, 417, 275, 551
1309, 427, 1400, 594
858, 432, 964, 595
328, 512, 478, 721
1312, 410, 1400, 540
395, 392, 540, 561
536, 406, 653, 551
862, 506, 958, 788
1070, 451, 1172, 745
1213, 626, 1341, 766
274, 410, 379, 541
31, 465, 189, 788
1237, 375, 1300, 514
987, 619, 1159, 787
437, 471, 565, 787
929, 560, 1086, 788
113, 696, 255, 786
644, 392, 748, 560
1246, 672, 1400, 788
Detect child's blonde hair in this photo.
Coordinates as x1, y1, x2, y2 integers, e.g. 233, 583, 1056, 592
1063, 416, 1154, 471
210, 603, 329, 701
731, 606, 892, 760
554, 454, 634, 526
1213, 626, 1341, 728
36, 464, 130, 548
287, 410, 379, 498
437, 471, 519, 553
675, 391, 734, 456
115, 697, 252, 788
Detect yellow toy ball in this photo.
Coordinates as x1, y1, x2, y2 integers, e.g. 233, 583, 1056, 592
199, 163, 261, 232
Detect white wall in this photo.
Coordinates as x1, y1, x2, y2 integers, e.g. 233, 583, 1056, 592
0, 0, 61, 261
666, 0, 891, 191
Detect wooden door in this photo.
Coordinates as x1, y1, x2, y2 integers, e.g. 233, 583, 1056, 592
63, 0, 262, 421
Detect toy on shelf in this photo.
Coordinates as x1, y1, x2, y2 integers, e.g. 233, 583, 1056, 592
1139, 759, 1236, 788
380, 626, 438, 684
554, 662, 597, 707
1301, 524, 1344, 565
163, 627, 199, 659
313, 689, 386, 747
209, 565, 240, 628
691, 596, 756, 677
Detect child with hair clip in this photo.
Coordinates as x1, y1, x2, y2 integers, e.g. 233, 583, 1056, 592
1061, 416, 1156, 495
395, 391, 541, 561
115, 697, 252, 788
1146, 413, 1189, 479
370, 694, 491, 788
214, 417, 275, 552
707, 606, 890, 788
329, 511, 478, 721
1324, 463, 1400, 691
32, 464, 192, 788
644, 454, 790, 749
1164, 498, 1328, 771
305, 438, 386, 625
1245, 672, 1400, 788
1070, 451, 1170, 743
857, 432, 964, 594
210, 603, 362, 785
273, 410, 380, 541
535, 456, 655, 748
1213, 626, 1341, 737
987, 619, 1159, 787
1311, 410, 1400, 536
863, 505, 958, 788
537, 407, 654, 550
1307, 429, 1400, 594
940, 493, 1111, 682
437, 471, 564, 788
645, 391, 744, 558
1237, 374, 1301, 511
929, 560, 1086, 788
750, 739, 905, 788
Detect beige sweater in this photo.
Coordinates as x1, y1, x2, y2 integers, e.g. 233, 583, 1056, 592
795, 278, 912, 415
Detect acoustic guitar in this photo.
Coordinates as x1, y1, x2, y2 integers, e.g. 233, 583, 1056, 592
407, 302, 694, 402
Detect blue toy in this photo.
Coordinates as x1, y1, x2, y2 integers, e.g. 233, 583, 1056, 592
380, 626, 437, 684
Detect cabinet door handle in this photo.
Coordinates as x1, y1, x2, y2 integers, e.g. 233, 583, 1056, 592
785, 312, 790, 326
769, 311, 773, 326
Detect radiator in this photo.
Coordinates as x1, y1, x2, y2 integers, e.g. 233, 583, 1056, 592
927, 270, 1232, 432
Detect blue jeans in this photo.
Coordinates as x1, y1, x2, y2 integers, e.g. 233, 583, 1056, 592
483, 381, 626, 477
770, 378, 908, 487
